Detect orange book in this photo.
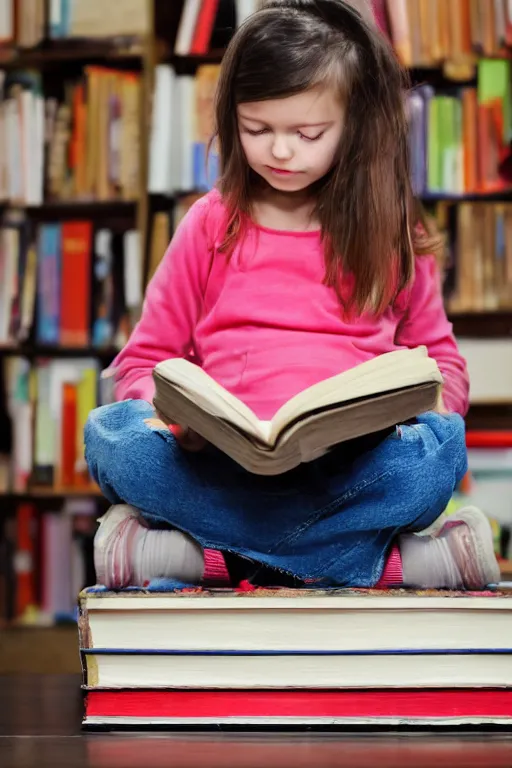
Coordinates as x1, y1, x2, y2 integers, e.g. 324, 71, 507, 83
437, 0, 451, 59
60, 221, 93, 346
60, 382, 78, 488
447, 0, 463, 59
459, 0, 473, 58
97, 69, 112, 201
14, 502, 37, 619
481, 0, 497, 55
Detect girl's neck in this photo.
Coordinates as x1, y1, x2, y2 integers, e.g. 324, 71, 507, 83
250, 185, 320, 232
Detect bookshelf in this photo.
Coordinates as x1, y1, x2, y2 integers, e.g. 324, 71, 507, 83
0, 0, 511, 658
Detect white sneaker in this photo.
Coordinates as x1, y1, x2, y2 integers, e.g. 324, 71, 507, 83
438, 506, 501, 589
94, 504, 143, 588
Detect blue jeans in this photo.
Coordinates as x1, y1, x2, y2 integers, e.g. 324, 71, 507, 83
84, 400, 467, 587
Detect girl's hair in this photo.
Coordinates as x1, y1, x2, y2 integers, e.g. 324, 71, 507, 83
214, 0, 442, 315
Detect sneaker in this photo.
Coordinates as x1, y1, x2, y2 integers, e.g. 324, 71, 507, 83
94, 504, 144, 588
439, 506, 501, 589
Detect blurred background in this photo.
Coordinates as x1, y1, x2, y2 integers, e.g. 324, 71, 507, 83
0, 0, 511, 675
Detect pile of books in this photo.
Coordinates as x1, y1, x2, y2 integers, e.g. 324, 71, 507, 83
79, 585, 512, 729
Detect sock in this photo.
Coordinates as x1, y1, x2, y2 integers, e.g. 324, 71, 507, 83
132, 526, 231, 586
375, 544, 403, 587
132, 526, 204, 584
399, 532, 462, 589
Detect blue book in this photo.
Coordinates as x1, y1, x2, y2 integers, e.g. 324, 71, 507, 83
36, 224, 61, 345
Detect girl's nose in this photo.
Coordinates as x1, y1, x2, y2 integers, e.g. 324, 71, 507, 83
271, 134, 293, 161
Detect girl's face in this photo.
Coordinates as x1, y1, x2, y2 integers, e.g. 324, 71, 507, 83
237, 85, 344, 194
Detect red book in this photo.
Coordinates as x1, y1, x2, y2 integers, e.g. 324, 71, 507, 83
84, 689, 512, 727
467, 431, 512, 448
60, 221, 93, 346
14, 502, 38, 619
60, 382, 78, 488
190, 0, 220, 55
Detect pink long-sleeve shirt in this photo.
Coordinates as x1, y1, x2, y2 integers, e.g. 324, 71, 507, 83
109, 189, 469, 419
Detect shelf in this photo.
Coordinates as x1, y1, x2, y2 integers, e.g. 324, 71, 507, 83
420, 190, 512, 203
0, 199, 138, 217
0, 37, 145, 69
169, 50, 225, 73
0, 486, 103, 501
0, 39, 226, 72
30, 485, 102, 498
449, 312, 512, 338
0, 344, 119, 359
466, 404, 512, 431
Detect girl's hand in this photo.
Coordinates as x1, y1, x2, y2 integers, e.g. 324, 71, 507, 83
169, 424, 207, 452
144, 416, 206, 451
435, 391, 448, 414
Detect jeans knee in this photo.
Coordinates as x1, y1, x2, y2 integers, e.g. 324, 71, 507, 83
84, 400, 155, 474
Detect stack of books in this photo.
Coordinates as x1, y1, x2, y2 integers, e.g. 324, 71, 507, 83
78, 585, 512, 729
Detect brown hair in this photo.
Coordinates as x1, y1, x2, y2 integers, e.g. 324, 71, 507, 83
214, 0, 442, 315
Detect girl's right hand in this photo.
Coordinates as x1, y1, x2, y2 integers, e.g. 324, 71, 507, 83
169, 423, 207, 452
145, 414, 207, 452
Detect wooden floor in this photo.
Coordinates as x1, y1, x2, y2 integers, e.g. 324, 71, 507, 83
3, 676, 512, 767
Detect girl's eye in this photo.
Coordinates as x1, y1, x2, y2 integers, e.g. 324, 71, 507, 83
243, 128, 324, 141
299, 132, 324, 142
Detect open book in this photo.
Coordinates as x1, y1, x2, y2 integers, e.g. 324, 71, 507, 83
152, 346, 443, 475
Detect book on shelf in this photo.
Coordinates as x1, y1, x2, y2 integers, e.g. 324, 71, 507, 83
0, 498, 97, 627
148, 64, 220, 195
457, 339, 512, 404
0, 65, 142, 205
2, 355, 101, 492
447, 202, 512, 312
48, 0, 151, 40
174, 0, 260, 57
0, 0, 45, 48
146, 194, 202, 285
0, 214, 141, 349
384, 0, 512, 71
467, 431, 512, 448
460, 433, 512, 561
408, 59, 512, 198
79, 585, 512, 727
152, 346, 442, 475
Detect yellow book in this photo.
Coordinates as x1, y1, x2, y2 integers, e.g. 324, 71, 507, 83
75, 367, 98, 482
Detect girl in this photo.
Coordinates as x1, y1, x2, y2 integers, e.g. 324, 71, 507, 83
85, 0, 499, 591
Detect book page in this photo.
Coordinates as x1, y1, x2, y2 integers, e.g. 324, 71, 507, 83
154, 359, 268, 443
269, 347, 442, 443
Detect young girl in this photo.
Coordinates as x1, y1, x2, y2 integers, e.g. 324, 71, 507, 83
85, 0, 499, 591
